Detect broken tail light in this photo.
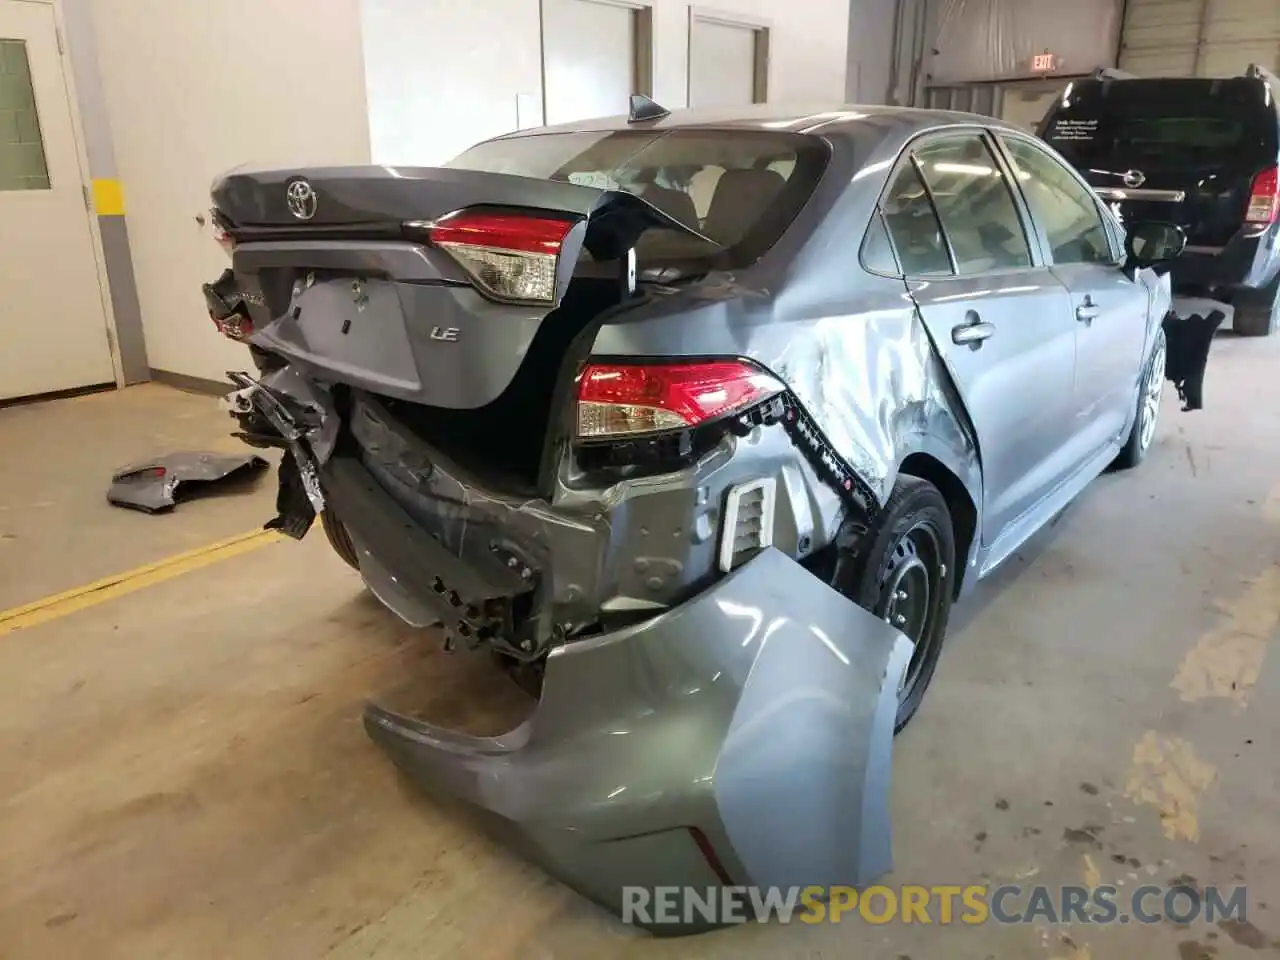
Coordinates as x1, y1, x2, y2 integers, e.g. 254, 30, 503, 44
1246, 166, 1279, 226
421, 210, 577, 304
576, 360, 784, 439
202, 270, 253, 341
211, 208, 236, 259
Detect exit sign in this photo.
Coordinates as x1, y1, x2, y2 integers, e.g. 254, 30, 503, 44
1031, 52, 1059, 72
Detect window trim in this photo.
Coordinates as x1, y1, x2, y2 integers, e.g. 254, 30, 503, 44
870, 125, 1048, 281
992, 131, 1124, 268
908, 153, 960, 275
858, 206, 905, 278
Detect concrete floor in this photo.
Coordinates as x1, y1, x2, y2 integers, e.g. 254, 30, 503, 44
1, 343, 1278, 960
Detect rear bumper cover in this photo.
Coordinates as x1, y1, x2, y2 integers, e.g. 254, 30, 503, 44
364, 547, 913, 933
1173, 228, 1280, 294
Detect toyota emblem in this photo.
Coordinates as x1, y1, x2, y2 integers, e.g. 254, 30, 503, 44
1122, 169, 1146, 189
286, 179, 318, 220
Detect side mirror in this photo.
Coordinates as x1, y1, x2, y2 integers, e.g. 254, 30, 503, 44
1125, 221, 1187, 269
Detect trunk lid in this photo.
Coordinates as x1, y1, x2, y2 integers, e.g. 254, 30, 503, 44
210, 165, 706, 407
1040, 78, 1280, 246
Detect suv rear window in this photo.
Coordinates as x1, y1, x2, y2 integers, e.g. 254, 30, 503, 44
445, 129, 829, 267
1040, 79, 1279, 170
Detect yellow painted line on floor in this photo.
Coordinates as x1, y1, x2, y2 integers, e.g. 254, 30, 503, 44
1169, 564, 1280, 707
1123, 731, 1217, 842
0, 529, 281, 637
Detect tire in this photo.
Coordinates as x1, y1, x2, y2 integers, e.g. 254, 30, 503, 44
1113, 327, 1167, 471
1233, 297, 1278, 337
830, 475, 957, 732
321, 507, 360, 571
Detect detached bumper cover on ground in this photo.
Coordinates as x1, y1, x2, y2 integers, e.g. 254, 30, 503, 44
107, 452, 268, 513
364, 548, 913, 933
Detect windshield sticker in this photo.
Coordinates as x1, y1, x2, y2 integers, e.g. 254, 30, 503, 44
1049, 118, 1099, 142
568, 171, 621, 190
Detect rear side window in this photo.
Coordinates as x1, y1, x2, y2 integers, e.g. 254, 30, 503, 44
913, 136, 1033, 274
881, 162, 952, 276
1001, 136, 1116, 265
860, 210, 900, 275
445, 130, 830, 268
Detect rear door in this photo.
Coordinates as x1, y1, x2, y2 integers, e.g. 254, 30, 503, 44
1039, 78, 1280, 249
884, 131, 1081, 543
998, 133, 1150, 454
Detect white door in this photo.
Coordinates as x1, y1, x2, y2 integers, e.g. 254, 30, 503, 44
0, 0, 113, 400
542, 0, 636, 124
1120, 0, 1280, 77
688, 16, 759, 107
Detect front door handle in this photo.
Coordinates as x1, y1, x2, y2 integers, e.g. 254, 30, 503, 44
1076, 297, 1099, 324
952, 315, 996, 347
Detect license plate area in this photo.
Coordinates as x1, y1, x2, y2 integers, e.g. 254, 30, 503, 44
267, 277, 421, 392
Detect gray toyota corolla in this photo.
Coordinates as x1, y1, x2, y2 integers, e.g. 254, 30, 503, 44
205, 100, 1182, 932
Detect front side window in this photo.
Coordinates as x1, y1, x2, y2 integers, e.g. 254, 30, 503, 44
1001, 136, 1115, 265
912, 135, 1033, 275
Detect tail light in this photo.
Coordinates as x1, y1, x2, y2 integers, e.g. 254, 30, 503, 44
211, 208, 235, 259
577, 360, 784, 439
1246, 167, 1279, 225
422, 210, 577, 304
210, 310, 253, 341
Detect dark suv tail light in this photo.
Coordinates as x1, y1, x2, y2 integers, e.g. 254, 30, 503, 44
576, 360, 784, 439
1246, 166, 1279, 225
422, 210, 577, 304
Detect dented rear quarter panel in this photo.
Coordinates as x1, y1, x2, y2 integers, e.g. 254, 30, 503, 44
589, 122, 985, 576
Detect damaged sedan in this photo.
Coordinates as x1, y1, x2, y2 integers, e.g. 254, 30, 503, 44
204, 101, 1187, 932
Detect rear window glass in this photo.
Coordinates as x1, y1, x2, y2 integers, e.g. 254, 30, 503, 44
444, 130, 829, 267
1041, 80, 1278, 168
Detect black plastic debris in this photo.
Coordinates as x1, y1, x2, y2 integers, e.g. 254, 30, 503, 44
1163, 308, 1225, 411
107, 452, 269, 513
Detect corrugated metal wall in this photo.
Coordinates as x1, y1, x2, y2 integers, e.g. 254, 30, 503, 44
1119, 0, 1280, 77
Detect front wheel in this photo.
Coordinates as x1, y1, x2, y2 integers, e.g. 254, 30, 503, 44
829, 475, 957, 732
1113, 328, 1166, 471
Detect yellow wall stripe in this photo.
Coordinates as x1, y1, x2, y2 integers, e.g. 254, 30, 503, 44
92, 177, 125, 216
0, 529, 280, 637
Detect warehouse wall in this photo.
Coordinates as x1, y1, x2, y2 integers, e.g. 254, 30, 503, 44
88, 0, 370, 383
362, 0, 851, 167
80, 0, 852, 382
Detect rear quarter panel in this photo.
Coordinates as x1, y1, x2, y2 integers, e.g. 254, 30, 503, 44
588, 123, 984, 522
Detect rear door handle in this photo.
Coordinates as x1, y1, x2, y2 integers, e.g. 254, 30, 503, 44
952, 318, 996, 347
1076, 298, 1099, 324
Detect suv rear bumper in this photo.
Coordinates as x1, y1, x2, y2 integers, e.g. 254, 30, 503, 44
363, 546, 912, 933
1173, 226, 1280, 296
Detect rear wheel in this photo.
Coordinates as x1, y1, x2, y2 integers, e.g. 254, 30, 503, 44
1233, 293, 1279, 337
829, 475, 956, 732
321, 508, 360, 570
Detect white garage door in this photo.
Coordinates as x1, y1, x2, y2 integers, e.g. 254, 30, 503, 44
1119, 0, 1280, 78
0, 0, 114, 401
688, 16, 760, 108
542, 0, 638, 124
